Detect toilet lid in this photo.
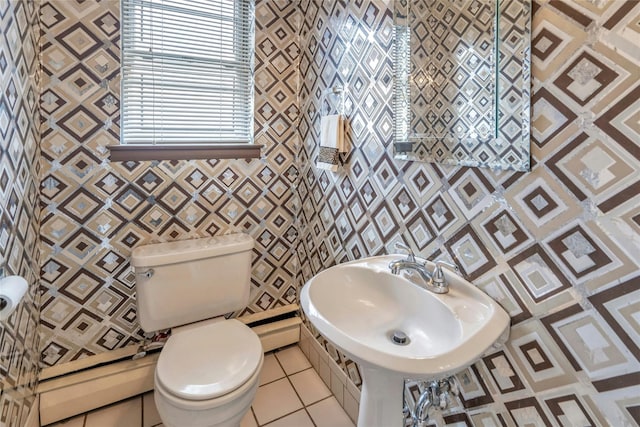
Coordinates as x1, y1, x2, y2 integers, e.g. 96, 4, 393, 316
156, 319, 263, 401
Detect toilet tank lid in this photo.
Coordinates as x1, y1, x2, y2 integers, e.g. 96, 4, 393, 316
131, 234, 254, 268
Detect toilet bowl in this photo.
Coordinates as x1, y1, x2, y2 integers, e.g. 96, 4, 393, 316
131, 234, 262, 427
154, 364, 262, 427
153, 319, 263, 427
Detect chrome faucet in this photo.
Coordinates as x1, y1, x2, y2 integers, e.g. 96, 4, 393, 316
388, 242, 433, 283
429, 260, 458, 293
388, 243, 458, 294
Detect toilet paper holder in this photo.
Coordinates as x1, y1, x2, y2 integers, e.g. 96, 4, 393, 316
0, 275, 28, 321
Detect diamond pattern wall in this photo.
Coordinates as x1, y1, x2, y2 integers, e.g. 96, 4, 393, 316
0, 0, 41, 424
11, 0, 639, 425
297, 0, 640, 424
39, 0, 300, 366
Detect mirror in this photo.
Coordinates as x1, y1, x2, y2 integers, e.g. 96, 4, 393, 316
393, 0, 531, 171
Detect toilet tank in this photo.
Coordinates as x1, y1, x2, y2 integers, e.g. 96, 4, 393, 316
131, 234, 254, 332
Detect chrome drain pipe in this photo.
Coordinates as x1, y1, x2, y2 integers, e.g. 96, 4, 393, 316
407, 376, 458, 427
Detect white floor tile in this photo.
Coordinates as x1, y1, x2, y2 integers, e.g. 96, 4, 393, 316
142, 392, 161, 427
289, 368, 331, 406
263, 409, 314, 427
307, 396, 355, 427
240, 409, 257, 427
275, 346, 311, 375
48, 414, 85, 427
49, 344, 357, 427
252, 378, 303, 425
85, 397, 142, 427
259, 353, 286, 386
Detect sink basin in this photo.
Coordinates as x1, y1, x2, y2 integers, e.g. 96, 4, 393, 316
300, 255, 510, 427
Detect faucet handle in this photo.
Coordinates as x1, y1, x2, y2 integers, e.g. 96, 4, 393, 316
432, 260, 458, 285
394, 242, 416, 262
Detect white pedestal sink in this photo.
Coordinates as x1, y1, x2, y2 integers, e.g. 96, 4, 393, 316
300, 255, 510, 427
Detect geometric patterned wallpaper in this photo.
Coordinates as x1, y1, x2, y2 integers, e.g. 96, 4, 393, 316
0, 0, 42, 425
2, 0, 635, 425
297, 0, 640, 425
39, 0, 300, 366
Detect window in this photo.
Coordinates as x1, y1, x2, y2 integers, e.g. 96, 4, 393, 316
116, 0, 257, 160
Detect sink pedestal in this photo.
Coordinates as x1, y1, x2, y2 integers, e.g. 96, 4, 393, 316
300, 255, 511, 427
358, 365, 405, 427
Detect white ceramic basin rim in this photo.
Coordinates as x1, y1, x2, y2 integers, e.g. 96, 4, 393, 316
300, 255, 510, 379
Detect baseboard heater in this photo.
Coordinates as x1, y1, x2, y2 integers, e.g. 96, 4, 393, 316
38, 305, 301, 425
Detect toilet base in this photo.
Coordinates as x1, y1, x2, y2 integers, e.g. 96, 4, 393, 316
154, 353, 263, 427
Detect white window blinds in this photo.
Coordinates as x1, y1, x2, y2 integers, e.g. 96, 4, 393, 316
121, 0, 255, 145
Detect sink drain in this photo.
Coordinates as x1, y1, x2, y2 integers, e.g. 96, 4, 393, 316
389, 330, 410, 345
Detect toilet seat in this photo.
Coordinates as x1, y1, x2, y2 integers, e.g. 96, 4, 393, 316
156, 319, 263, 402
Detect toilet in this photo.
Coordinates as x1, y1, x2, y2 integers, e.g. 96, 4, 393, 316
131, 234, 263, 427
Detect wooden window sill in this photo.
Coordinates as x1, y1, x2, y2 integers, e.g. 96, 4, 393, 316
108, 144, 262, 162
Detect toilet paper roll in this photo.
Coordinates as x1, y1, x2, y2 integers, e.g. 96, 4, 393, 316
0, 275, 28, 321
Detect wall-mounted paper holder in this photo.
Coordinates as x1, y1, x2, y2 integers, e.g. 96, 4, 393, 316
0, 275, 28, 321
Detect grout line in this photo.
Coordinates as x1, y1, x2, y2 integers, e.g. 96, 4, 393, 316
273, 353, 304, 400
249, 406, 259, 427
279, 346, 319, 427
258, 363, 289, 388
286, 365, 313, 380
257, 351, 288, 387
306, 393, 338, 421
259, 376, 287, 387
260, 409, 307, 426
298, 388, 318, 426
273, 345, 312, 376
298, 348, 328, 427
304, 408, 319, 427
254, 358, 293, 426
270, 347, 318, 427
283, 367, 309, 376
313, 394, 334, 405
